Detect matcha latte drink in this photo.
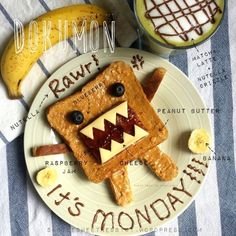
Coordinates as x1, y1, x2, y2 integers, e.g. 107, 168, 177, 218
135, 0, 224, 55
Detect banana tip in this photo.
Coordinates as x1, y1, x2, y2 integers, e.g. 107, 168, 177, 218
8, 91, 23, 99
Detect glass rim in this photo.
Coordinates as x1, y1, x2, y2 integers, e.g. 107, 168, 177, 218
133, 0, 226, 50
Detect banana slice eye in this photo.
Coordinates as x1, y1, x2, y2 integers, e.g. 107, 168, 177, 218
188, 129, 210, 154
36, 167, 58, 187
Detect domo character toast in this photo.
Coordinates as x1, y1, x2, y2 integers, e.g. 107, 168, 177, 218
46, 61, 178, 205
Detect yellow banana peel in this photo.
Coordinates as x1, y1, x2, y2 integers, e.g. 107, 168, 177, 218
1, 4, 109, 98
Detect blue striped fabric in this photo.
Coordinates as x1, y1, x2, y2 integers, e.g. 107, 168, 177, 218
52, 214, 71, 236
142, 233, 155, 236
19, 98, 30, 111
0, 0, 235, 236
169, 51, 188, 75
0, 2, 14, 26
38, 0, 50, 11
37, 59, 52, 78
211, 4, 236, 236
177, 202, 198, 236
0, 131, 8, 144
6, 135, 29, 236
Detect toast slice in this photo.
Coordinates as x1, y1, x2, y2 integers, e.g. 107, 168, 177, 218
47, 61, 168, 183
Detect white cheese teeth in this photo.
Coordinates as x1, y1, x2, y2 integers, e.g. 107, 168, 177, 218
188, 129, 211, 154
36, 167, 58, 187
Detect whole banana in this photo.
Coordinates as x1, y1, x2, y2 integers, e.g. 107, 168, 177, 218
1, 4, 108, 99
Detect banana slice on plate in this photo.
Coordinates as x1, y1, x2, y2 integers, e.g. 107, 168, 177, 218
188, 129, 210, 154
36, 167, 58, 187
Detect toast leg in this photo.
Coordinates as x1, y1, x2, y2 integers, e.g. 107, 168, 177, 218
142, 146, 178, 181
108, 166, 133, 206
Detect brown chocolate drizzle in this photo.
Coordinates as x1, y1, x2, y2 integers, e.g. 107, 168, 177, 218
68, 197, 85, 217
167, 192, 183, 211
55, 192, 70, 206
92, 209, 114, 231
173, 178, 192, 197
183, 170, 201, 184
150, 199, 170, 220
144, 0, 222, 45
135, 205, 152, 228
187, 164, 205, 176
192, 158, 208, 168
118, 212, 134, 230
47, 184, 62, 196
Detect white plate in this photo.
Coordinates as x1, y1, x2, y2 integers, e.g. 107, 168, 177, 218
24, 48, 212, 235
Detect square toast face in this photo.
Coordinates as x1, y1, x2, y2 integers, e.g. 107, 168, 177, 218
47, 61, 168, 183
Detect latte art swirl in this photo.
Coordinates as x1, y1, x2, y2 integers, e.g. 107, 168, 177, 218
136, 0, 224, 48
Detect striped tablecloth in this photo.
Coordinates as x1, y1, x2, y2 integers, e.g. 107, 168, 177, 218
0, 0, 235, 236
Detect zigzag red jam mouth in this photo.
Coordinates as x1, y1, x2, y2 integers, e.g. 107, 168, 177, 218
79, 102, 148, 163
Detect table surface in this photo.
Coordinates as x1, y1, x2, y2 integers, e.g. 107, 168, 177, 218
0, 0, 235, 236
